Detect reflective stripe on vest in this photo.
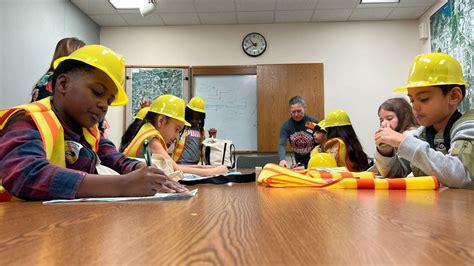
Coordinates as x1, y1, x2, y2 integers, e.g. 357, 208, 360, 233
172, 129, 187, 162
123, 123, 167, 158
0, 97, 100, 201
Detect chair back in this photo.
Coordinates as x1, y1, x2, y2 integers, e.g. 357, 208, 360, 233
236, 154, 279, 169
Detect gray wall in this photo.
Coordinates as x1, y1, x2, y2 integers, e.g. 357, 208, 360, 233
0, 0, 99, 108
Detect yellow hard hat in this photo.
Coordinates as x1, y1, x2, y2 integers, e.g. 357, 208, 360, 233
324, 109, 351, 128
187, 96, 205, 113
394, 53, 466, 92
316, 120, 327, 132
149, 94, 191, 127
308, 153, 337, 168
133, 107, 150, 120
53, 44, 128, 106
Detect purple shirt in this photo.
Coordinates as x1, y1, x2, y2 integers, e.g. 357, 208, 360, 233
0, 111, 140, 200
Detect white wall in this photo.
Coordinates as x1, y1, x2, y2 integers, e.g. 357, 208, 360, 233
0, 0, 99, 108
102, 21, 419, 156
418, 0, 447, 53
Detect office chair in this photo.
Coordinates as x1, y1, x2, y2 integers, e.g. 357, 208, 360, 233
236, 154, 280, 169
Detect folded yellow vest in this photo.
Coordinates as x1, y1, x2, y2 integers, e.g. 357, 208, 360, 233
258, 163, 439, 190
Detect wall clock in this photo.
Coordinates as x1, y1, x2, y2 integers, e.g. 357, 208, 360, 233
242, 32, 267, 57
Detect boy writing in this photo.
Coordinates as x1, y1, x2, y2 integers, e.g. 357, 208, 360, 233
0, 45, 187, 201
374, 53, 473, 189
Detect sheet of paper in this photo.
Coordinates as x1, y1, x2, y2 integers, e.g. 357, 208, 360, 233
43, 189, 198, 204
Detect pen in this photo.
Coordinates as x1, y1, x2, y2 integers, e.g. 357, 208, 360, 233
143, 139, 152, 166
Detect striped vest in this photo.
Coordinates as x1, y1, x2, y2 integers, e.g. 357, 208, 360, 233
172, 128, 186, 162
323, 138, 354, 171
0, 97, 100, 201
122, 122, 166, 158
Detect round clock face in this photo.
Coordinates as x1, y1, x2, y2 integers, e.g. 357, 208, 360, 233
242, 32, 267, 57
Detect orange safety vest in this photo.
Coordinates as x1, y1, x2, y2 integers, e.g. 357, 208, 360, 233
258, 163, 439, 190
323, 138, 354, 171
0, 97, 100, 201
172, 127, 205, 163
122, 122, 166, 158
172, 128, 187, 162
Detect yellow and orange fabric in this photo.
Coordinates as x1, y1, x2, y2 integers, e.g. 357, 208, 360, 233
323, 138, 355, 171
257, 164, 439, 190
122, 122, 167, 157
0, 97, 100, 201
172, 129, 187, 161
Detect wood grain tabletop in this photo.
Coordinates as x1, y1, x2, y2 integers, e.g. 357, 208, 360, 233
0, 183, 472, 265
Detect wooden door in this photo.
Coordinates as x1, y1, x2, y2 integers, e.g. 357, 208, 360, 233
257, 64, 324, 152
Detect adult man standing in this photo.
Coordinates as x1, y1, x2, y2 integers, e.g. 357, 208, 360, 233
278, 96, 319, 168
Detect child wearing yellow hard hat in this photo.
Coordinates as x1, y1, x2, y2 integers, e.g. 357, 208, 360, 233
374, 53, 473, 189
310, 120, 328, 158
0, 45, 187, 201
322, 109, 369, 172
121, 94, 228, 176
172, 96, 217, 165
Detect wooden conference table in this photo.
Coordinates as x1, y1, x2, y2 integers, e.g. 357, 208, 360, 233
0, 183, 472, 265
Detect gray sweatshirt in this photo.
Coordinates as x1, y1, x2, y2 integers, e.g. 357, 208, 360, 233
375, 109, 474, 189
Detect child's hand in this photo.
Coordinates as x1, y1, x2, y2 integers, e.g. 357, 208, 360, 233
291, 164, 305, 171
279, 160, 288, 168
374, 127, 406, 149
122, 166, 187, 196
212, 165, 228, 175
139, 99, 152, 108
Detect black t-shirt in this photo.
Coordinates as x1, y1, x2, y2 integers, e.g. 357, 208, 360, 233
278, 115, 319, 166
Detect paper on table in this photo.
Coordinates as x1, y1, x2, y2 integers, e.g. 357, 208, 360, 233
43, 189, 198, 204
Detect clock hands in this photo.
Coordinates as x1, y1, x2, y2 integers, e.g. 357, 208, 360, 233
242, 33, 266, 57
249, 38, 257, 47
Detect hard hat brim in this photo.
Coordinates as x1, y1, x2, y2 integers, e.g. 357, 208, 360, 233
53, 56, 128, 106
179, 118, 191, 127
149, 109, 191, 127
393, 87, 407, 92
187, 105, 205, 113
394, 82, 468, 93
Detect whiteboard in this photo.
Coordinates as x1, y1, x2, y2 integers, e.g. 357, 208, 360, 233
194, 75, 257, 151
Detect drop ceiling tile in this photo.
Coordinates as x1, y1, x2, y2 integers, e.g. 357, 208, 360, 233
399, 0, 436, 7
348, 7, 393, 20
121, 13, 165, 26
156, 0, 196, 13
312, 8, 352, 21
275, 10, 314, 23
317, 0, 359, 9
89, 14, 128, 26
160, 13, 201, 25
237, 11, 274, 24
195, 0, 235, 12
276, 0, 319, 10
236, 0, 276, 12
387, 6, 428, 19
199, 12, 238, 24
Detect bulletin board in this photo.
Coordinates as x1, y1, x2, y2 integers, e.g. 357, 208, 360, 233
430, 0, 473, 112
124, 66, 190, 128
